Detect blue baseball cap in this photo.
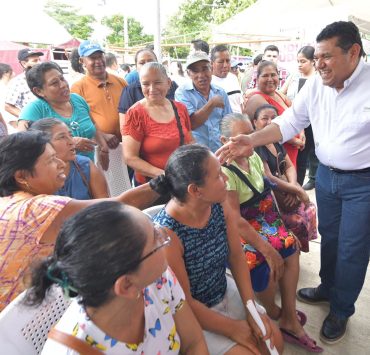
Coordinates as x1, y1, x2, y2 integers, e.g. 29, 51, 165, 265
78, 40, 105, 57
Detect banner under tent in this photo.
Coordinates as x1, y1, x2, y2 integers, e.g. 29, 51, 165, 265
212, 0, 370, 69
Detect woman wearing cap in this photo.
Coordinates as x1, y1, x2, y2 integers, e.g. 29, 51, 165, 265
18, 61, 110, 170
122, 62, 193, 195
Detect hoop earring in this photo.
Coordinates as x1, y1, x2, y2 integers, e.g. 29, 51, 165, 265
136, 291, 141, 299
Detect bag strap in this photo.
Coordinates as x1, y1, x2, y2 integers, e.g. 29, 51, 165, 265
170, 100, 185, 146
222, 164, 261, 196
73, 160, 93, 198
48, 328, 105, 355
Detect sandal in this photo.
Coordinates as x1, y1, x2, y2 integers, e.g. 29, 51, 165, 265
280, 327, 323, 353
272, 309, 307, 326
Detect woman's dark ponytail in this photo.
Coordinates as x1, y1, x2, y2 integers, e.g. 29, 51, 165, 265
150, 174, 172, 196
24, 256, 57, 306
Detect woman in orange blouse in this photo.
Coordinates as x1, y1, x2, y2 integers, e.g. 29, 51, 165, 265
0, 131, 158, 310
122, 62, 193, 186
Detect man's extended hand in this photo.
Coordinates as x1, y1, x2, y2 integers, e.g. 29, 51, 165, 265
216, 134, 254, 165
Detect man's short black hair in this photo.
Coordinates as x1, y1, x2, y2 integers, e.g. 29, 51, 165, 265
191, 39, 210, 54
105, 52, 117, 67
210, 44, 229, 62
316, 21, 365, 58
264, 45, 279, 54
253, 54, 263, 66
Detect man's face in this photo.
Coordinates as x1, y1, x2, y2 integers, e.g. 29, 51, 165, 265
187, 60, 212, 93
212, 50, 231, 78
263, 50, 279, 64
314, 36, 359, 90
22, 55, 41, 69
81, 51, 106, 78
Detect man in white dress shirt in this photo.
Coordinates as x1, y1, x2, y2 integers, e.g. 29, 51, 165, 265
216, 21, 370, 345
210, 45, 243, 113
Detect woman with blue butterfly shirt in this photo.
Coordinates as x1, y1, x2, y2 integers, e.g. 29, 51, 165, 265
220, 113, 322, 353
25, 202, 208, 354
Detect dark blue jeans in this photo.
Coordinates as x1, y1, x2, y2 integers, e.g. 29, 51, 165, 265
316, 164, 370, 318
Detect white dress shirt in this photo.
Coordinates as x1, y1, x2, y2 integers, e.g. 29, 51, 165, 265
274, 60, 370, 170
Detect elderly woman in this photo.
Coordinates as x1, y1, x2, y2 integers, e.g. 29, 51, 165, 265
18, 61, 109, 169
151, 144, 284, 355
220, 113, 322, 353
30, 118, 109, 199
122, 62, 193, 188
253, 104, 317, 253
118, 49, 178, 127
26, 202, 208, 354
0, 131, 158, 311
244, 61, 304, 168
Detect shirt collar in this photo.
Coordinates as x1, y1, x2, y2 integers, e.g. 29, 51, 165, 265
86, 72, 112, 87
343, 59, 364, 89
185, 80, 218, 93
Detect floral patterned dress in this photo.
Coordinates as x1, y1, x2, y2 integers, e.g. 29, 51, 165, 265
222, 154, 296, 271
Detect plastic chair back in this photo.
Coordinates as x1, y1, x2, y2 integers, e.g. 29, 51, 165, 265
0, 286, 71, 354
143, 204, 165, 218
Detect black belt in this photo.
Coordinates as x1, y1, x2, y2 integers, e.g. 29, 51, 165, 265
329, 166, 370, 174
227, 90, 241, 96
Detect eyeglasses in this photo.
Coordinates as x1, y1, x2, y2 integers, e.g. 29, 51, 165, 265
138, 225, 171, 263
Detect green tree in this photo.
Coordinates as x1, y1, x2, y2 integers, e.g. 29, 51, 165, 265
164, 0, 255, 59
102, 15, 153, 47
44, 0, 95, 40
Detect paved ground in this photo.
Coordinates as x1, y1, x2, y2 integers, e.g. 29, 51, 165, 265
282, 188, 370, 355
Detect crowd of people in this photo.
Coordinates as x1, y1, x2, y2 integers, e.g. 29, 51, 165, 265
0, 20, 369, 355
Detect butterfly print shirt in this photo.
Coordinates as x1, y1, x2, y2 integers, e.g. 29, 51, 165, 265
41, 267, 185, 354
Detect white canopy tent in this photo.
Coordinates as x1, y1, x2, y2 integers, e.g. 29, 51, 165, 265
212, 0, 370, 50
1, 2, 72, 45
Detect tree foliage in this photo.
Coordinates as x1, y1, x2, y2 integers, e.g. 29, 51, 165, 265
164, 0, 255, 58
44, 0, 95, 40
102, 15, 154, 47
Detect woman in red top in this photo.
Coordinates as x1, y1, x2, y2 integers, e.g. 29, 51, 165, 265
122, 62, 193, 186
244, 61, 304, 168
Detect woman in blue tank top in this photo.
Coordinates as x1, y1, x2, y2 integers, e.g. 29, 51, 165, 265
152, 144, 283, 355
30, 118, 109, 199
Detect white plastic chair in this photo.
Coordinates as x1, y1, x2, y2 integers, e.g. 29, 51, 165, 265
95, 143, 131, 197
143, 204, 165, 218
0, 286, 71, 354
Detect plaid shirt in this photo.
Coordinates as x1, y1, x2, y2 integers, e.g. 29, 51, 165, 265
0, 192, 71, 310
5, 72, 36, 109
247, 66, 290, 90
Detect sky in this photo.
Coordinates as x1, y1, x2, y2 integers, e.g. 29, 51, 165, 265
10, 0, 186, 35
